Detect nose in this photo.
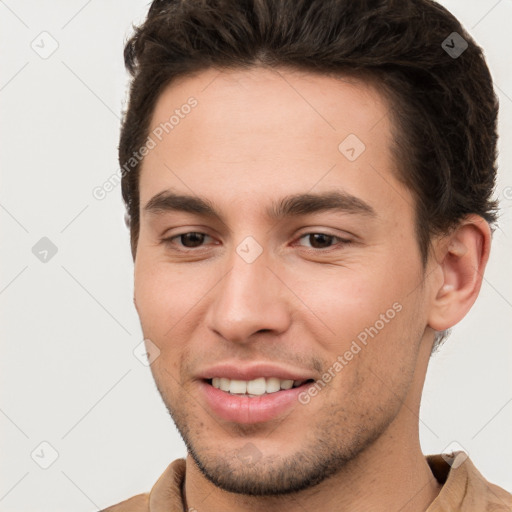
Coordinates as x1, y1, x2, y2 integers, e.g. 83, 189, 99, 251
205, 248, 291, 344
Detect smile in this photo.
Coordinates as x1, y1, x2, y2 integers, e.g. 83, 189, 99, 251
201, 378, 315, 424
209, 377, 310, 396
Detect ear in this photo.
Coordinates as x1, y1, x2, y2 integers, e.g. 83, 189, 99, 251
427, 215, 491, 332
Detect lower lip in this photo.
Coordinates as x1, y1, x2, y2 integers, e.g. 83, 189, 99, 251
200, 381, 312, 424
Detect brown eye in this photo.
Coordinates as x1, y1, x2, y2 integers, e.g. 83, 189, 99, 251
306, 233, 334, 249
178, 232, 207, 248
296, 232, 352, 250
162, 232, 214, 250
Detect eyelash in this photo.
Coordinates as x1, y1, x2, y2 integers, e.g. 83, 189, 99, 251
160, 231, 352, 252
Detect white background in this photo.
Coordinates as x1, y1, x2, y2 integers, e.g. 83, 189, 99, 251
0, 1, 510, 510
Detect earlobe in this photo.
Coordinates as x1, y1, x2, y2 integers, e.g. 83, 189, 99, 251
428, 215, 491, 332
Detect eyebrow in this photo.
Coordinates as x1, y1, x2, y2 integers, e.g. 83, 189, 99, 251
143, 189, 376, 222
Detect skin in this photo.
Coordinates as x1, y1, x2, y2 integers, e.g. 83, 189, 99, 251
133, 67, 490, 511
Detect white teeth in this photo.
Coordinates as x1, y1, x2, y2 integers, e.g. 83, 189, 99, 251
219, 377, 230, 392
229, 379, 247, 394
266, 377, 281, 393
280, 379, 293, 390
247, 377, 266, 396
210, 377, 305, 395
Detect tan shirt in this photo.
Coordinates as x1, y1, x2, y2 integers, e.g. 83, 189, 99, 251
101, 452, 512, 511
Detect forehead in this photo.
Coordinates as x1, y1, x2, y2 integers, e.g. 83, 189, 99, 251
139, 66, 412, 225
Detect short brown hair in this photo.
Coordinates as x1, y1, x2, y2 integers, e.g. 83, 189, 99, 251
120, 0, 499, 266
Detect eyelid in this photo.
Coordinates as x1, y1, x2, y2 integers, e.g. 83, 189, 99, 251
161, 231, 215, 249
161, 229, 353, 253
294, 225, 354, 240
294, 231, 353, 249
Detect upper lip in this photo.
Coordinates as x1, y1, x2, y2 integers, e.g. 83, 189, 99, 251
197, 362, 316, 382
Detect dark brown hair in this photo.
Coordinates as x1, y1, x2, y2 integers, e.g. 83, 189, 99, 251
120, 0, 499, 267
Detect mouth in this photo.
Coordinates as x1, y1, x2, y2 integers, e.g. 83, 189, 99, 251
206, 376, 315, 397
199, 376, 316, 424
197, 362, 318, 423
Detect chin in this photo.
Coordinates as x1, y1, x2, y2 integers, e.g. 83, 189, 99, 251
189, 446, 340, 496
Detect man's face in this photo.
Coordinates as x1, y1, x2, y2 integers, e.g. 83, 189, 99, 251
134, 67, 436, 494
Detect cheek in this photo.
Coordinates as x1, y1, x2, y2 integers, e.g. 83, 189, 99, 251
134, 261, 193, 388
290, 266, 406, 344
291, 253, 425, 378
134, 255, 220, 370
134, 257, 192, 339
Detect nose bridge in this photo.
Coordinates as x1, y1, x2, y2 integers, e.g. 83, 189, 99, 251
206, 243, 290, 342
